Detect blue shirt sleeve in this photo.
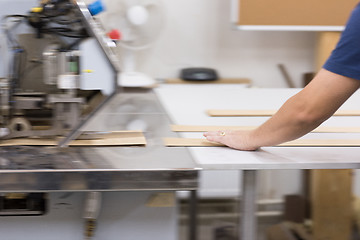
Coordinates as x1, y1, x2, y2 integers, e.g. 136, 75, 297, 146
323, 3, 360, 80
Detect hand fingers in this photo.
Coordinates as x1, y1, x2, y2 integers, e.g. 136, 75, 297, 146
203, 131, 227, 143
203, 131, 226, 137
204, 130, 256, 151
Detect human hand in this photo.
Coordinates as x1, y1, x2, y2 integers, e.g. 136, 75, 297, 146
203, 130, 258, 151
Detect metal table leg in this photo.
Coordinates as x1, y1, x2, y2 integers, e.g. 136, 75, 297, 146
239, 170, 257, 240
189, 190, 197, 240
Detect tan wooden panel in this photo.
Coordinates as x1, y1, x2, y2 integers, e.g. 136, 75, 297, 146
280, 139, 360, 147
171, 125, 256, 132
310, 169, 352, 240
207, 109, 360, 117
163, 138, 223, 147
207, 110, 275, 116
0, 131, 146, 147
238, 0, 358, 26
312, 126, 360, 133
171, 125, 360, 133
315, 32, 341, 72
165, 78, 251, 84
164, 137, 360, 147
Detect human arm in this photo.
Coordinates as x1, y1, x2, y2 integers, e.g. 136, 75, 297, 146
203, 68, 360, 151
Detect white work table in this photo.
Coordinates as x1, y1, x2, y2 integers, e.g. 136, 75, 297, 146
155, 85, 360, 170
154, 84, 360, 240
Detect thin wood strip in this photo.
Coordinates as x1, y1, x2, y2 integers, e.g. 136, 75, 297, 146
170, 125, 360, 133
207, 109, 360, 117
0, 131, 146, 147
164, 137, 360, 147
163, 138, 224, 147
165, 78, 251, 84
69, 131, 146, 146
171, 125, 256, 132
279, 139, 360, 147
312, 127, 360, 133
0, 138, 56, 146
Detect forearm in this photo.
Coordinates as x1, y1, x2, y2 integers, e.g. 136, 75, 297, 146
247, 97, 324, 148
247, 70, 360, 149
204, 69, 360, 151
204, 94, 325, 151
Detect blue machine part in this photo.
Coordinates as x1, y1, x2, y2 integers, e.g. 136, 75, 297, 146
88, 0, 105, 16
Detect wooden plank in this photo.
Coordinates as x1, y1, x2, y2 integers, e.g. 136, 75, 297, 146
280, 139, 360, 147
310, 169, 352, 240
207, 110, 275, 116
164, 138, 223, 147
0, 131, 146, 147
164, 78, 251, 84
315, 32, 341, 73
171, 125, 360, 133
238, 0, 357, 27
308, 126, 360, 133
171, 125, 255, 132
207, 109, 360, 117
164, 137, 360, 147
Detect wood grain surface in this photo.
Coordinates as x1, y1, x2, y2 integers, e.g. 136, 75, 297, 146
207, 109, 360, 117
171, 125, 360, 133
0, 131, 146, 147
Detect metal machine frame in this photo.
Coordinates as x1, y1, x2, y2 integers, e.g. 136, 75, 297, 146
0, 0, 120, 147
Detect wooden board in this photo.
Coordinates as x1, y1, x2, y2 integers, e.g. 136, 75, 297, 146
310, 169, 352, 240
171, 125, 360, 133
0, 131, 146, 147
207, 109, 360, 117
164, 137, 360, 147
237, 0, 358, 27
171, 125, 256, 132
164, 78, 251, 84
315, 32, 341, 72
164, 138, 224, 147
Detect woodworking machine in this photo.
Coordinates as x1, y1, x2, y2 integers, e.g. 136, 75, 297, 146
0, 0, 120, 146
0, 3, 198, 239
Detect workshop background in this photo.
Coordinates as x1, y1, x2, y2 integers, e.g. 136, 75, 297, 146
97, 0, 315, 88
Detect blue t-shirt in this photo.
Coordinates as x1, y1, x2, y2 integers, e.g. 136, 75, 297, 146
324, 3, 360, 80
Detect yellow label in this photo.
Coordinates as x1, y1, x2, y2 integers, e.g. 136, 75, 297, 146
31, 7, 43, 13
